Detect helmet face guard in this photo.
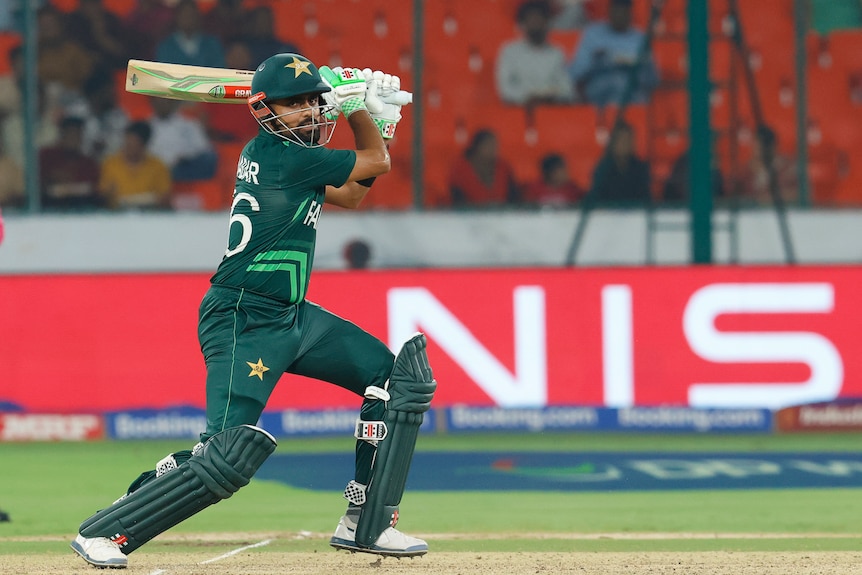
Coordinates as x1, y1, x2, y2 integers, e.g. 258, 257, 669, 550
247, 53, 338, 148
248, 92, 337, 148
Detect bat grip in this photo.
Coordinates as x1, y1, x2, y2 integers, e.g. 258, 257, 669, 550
381, 91, 413, 106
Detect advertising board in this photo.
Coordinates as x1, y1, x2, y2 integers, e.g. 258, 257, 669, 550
2, 267, 860, 411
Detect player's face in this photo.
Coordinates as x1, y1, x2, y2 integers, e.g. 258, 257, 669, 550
253, 92, 337, 147
268, 94, 324, 143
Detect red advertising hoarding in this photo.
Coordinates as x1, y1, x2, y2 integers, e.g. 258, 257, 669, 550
1, 267, 861, 412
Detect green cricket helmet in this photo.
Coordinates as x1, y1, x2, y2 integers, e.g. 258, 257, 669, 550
247, 53, 337, 147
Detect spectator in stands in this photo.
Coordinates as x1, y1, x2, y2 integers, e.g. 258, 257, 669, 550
148, 97, 217, 183
0, 136, 24, 209
0, 43, 22, 121
587, 120, 651, 204
155, 0, 225, 69
39, 116, 104, 211
2, 83, 60, 173
737, 125, 798, 205
448, 128, 522, 207
125, 0, 175, 60
567, 0, 658, 107
343, 239, 373, 270
0, 2, 14, 32
524, 152, 586, 207
66, 0, 132, 73
203, 0, 246, 44
37, 5, 96, 114
550, 0, 590, 30
495, 0, 574, 106
242, 5, 301, 68
73, 73, 130, 161
100, 121, 172, 211
662, 148, 725, 203
204, 39, 259, 143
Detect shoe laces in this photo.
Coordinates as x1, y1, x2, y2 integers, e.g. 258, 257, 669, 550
88, 537, 121, 553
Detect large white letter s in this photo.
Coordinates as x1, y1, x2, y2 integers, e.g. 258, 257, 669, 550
683, 283, 843, 409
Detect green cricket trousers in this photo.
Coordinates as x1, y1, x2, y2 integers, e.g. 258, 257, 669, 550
197, 285, 395, 457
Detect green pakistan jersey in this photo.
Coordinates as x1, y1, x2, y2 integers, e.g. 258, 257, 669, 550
210, 132, 356, 304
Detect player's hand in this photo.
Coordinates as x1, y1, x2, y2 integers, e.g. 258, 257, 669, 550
319, 66, 367, 118
362, 68, 402, 140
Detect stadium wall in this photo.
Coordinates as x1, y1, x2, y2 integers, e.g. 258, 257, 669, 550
1, 209, 862, 272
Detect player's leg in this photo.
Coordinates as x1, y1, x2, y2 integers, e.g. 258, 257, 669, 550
286, 301, 392, 486
72, 425, 276, 568
287, 302, 435, 556
198, 286, 300, 440
71, 287, 296, 567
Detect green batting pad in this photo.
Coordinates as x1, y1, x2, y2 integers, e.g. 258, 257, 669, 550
79, 425, 276, 554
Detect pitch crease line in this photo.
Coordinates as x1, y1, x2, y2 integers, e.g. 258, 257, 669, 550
199, 538, 273, 564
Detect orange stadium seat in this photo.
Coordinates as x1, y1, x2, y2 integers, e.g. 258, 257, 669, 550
656, 0, 687, 36
653, 38, 687, 83
807, 139, 844, 205
826, 29, 862, 75
48, 0, 77, 11
548, 29, 581, 57
651, 89, 688, 133
710, 37, 734, 83
734, 0, 793, 47
360, 162, 414, 210
422, 141, 459, 209
0, 32, 21, 75
532, 105, 605, 190
101, 0, 136, 17
830, 156, 862, 206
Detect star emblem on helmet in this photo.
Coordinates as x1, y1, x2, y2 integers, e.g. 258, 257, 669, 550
285, 56, 312, 78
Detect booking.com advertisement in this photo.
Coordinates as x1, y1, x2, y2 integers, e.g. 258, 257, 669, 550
2, 266, 861, 417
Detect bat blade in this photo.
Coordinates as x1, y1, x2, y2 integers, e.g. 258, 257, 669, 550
125, 59, 414, 106
125, 59, 254, 104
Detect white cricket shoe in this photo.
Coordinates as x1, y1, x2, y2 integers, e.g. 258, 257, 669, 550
70, 534, 128, 569
330, 514, 428, 557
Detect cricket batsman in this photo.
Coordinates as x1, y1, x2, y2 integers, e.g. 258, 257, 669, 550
71, 52, 436, 568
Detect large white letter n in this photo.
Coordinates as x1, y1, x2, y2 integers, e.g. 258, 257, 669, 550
387, 286, 547, 407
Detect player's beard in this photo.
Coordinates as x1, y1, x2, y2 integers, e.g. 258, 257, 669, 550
294, 120, 320, 145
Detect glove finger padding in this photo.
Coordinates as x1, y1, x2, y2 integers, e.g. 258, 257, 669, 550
359, 68, 403, 139
362, 68, 385, 115
319, 65, 367, 117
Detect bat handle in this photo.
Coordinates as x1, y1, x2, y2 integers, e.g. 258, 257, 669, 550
381, 91, 413, 106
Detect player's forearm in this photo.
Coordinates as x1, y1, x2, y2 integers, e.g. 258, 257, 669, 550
325, 181, 372, 209
346, 110, 390, 183
349, 110, 389, 164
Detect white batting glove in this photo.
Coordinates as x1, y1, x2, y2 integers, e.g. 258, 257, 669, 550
362, 68, 402, 139
319, 66, 367, 118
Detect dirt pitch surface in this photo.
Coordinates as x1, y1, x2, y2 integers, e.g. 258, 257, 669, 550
3, 533, 862, 575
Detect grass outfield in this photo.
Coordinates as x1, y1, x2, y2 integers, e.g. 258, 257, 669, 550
1, 432, 861, 561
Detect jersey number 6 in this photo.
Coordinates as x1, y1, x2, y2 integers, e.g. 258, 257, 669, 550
225, 192, 260, 257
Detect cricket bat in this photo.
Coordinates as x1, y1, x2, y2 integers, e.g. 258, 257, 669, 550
125, 59, 413, 105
